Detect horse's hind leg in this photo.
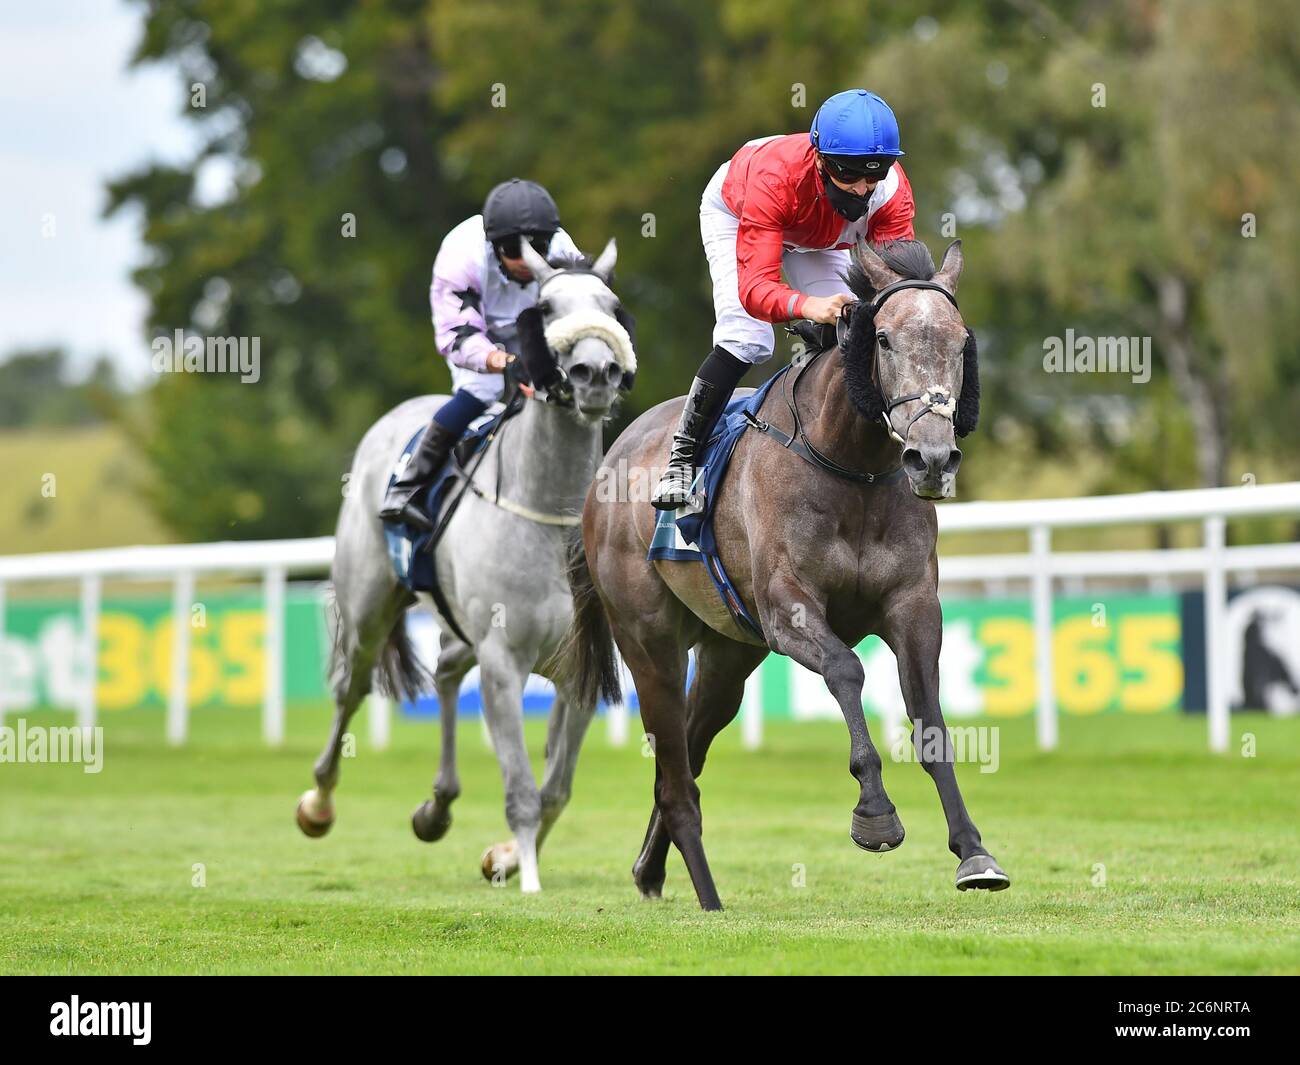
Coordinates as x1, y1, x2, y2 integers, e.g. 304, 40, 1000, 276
535, 688, 597, 851
884, 590, 1010, 891
297, 581, 408, 838
633, 636, 767, 899
613, 622, 724, 910
297, 642, 374, 837
412, 637, 474, 842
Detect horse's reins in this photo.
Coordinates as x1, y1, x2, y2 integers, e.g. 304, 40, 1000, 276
465, 407, 582, 526
442, 263, 621, 529
418, 384, 581, 642
746, 278, 961, 484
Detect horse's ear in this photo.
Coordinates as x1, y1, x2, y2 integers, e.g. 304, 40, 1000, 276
934, 239, 964, 295
591, 238, 617, 283
853, 239, 902, 292
520, 239, 556, 285
955, 326, 980, 437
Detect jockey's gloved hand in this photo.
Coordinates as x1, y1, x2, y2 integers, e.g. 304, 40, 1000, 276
503, 353, 530, 391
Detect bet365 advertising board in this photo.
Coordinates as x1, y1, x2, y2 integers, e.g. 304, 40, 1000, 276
2, 586, 1296, 718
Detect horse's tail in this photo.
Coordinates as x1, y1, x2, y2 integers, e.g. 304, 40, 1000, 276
549, 527, 622, 708
374, 614, 433, 702
326, 582, 431, 703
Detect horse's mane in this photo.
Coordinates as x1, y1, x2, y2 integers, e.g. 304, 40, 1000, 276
845, 240, 936, 301
548, 251, 596, 271
840, 240, 937, 424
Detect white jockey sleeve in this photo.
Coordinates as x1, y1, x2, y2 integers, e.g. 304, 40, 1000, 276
430, 232, 496, 373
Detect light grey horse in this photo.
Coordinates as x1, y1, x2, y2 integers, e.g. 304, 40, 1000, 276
296, 239, 635, 894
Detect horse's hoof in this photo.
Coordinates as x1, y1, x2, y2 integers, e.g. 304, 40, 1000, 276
411, 800, 452, 842
633, 870, 664, 900
296, 789, 334, 839
850, 810, 905, 852
956, 854, 1011, 891
632, 859, 665, 899
480, 840, 519, 884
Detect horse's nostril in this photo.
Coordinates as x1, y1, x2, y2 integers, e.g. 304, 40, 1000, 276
944, 448, 963, 475
902, 448, 927, 475
605, 363, 623, 387
569, 364, 592, 385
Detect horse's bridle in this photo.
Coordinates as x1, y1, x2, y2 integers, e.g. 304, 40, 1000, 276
530, 266, 633, 408
856, 279, 962, 446
758, 278, 962, 485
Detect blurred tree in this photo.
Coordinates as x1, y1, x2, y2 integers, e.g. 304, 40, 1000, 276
110, 0, 1298, 543
0, 349, 121, 428
110, 0, 464, 538
863, 0, 1300, 488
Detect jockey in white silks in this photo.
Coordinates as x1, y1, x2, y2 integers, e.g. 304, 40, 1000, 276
379, 179, 581, 530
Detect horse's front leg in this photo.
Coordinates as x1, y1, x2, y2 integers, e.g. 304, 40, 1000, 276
883, 590, 1010, 891
764, 577, 904, 852
477, 633, 544, 893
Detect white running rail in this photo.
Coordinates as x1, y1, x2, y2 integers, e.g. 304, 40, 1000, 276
1, 482, 1298, 753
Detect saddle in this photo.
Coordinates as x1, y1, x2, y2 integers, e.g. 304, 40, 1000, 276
646, 371, 790, 641
382, 397, 523, 636
784, 319, 838, 354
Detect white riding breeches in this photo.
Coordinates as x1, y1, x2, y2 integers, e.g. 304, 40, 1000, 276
450, 364, 506, 403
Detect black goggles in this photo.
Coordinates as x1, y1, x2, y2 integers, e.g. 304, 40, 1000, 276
820, 153, 893, 184
496, 232, 554, 260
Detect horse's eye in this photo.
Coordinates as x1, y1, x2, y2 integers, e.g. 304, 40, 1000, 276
876, 331, 891, 350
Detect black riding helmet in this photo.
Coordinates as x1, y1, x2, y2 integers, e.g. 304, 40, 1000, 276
483, 178, 561, 249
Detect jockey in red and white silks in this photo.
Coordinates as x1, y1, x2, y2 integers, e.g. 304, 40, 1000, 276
703, 132, 914, 363
651, 90, 916, 510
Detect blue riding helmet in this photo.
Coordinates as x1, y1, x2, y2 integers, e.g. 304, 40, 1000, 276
810, 90, 905, 157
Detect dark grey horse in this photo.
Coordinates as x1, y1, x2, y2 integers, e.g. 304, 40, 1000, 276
297, 239, 635, 894
555, 238, 1010, 910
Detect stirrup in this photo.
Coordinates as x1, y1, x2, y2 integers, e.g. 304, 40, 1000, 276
651, 464, 696, 510
379, 497, 433, 532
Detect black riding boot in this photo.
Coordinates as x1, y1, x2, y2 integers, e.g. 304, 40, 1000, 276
651, 345, 749, 510
378, 421, 460, 531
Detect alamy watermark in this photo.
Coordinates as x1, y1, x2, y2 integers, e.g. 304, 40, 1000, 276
50, 996, 150, 1045
151, 330, 261, 383
594, 458, 670, 503
1043, 329, 1151, 384
891, 724, 999, 774
0, 719, 103, 773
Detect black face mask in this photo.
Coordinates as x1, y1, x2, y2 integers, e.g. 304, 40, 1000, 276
823, 175, 870, 221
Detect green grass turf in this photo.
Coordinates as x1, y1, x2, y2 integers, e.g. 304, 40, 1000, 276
0, 705, 1296, 974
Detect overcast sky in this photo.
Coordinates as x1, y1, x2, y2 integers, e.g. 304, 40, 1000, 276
0, 1, 200, 386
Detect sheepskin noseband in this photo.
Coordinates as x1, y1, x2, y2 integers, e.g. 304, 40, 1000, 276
543, 310, 637, 375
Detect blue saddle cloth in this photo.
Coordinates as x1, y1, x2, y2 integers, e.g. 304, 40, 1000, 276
382, 410, 502, 593
646, 367, 789, 641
